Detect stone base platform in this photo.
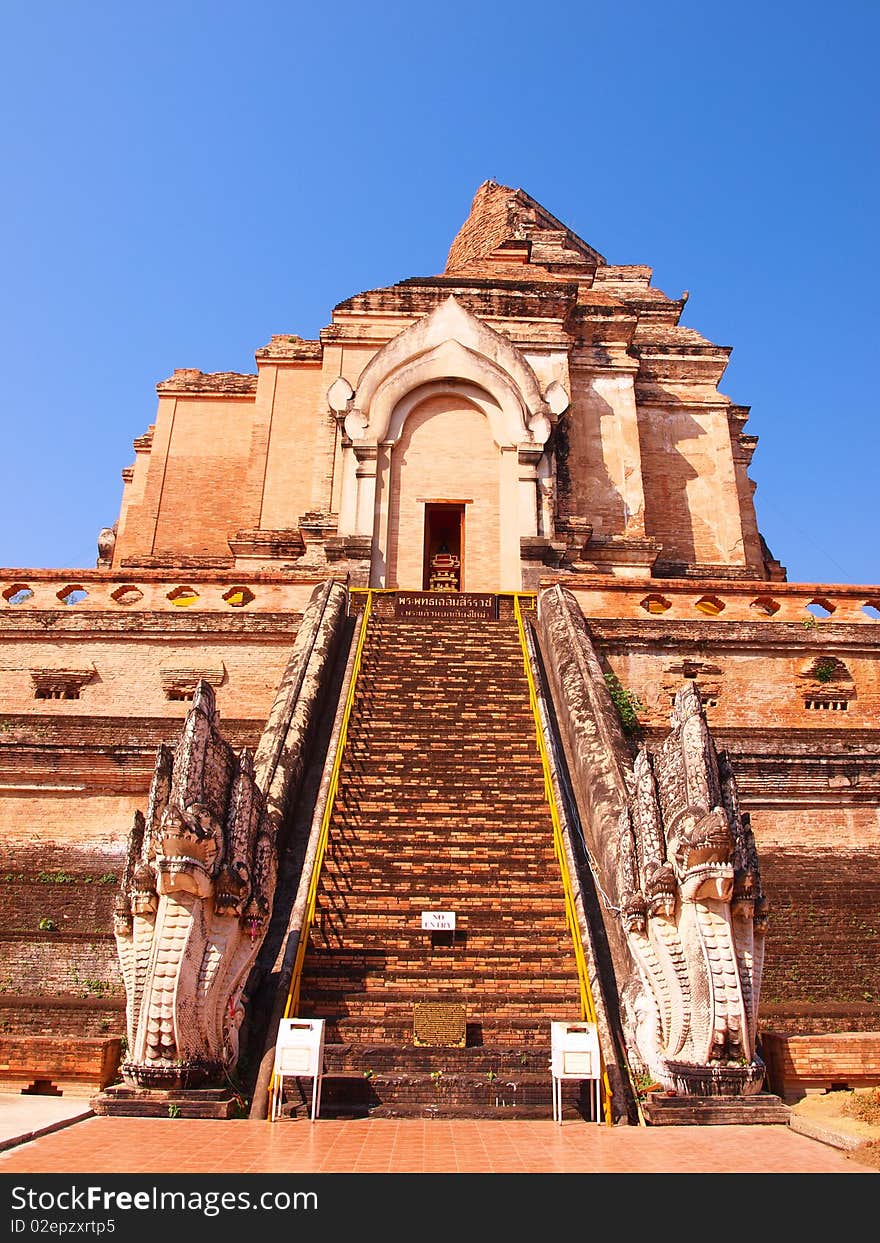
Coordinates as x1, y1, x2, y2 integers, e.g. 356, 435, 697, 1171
643, 1092, 790, 1126
90, 1085, 239, 1119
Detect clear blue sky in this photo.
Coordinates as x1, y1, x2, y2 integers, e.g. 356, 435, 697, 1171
1, 1, 877, 584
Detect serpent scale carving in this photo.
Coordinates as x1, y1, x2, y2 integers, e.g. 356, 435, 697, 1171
113, 682, 276, 1088
618, 683, 769, 1096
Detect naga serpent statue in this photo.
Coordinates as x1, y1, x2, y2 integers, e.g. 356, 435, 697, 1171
113, 682, 276, 1088
617, 682, 769, 1096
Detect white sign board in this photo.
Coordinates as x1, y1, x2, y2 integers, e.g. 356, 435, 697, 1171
271, 1018, 326, 1123
421, 911, 456, 931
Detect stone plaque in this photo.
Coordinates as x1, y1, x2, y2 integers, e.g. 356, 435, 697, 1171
394, 592, 497, 621
413, 1002, 467, 1047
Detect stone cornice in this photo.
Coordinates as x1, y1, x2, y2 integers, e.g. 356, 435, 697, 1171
0, 612, 302, 636
254, 335, 323, 362
156, 370, 258, 396
587, 617, 880, 654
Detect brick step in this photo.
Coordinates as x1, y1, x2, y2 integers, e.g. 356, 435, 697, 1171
361, 648, 524, 661
303, 1024, 582, 1049
332, 793, 547, 811
319, 1043, 554, 1073
302, 926, 572, 949
356, 675, 528, 690
299, 989, 581, 1019
300, 1013, 582, 1046
335, 769, 544, 785
301, 957, 579, 983
642, 1094, 790, 1126
352, 687, 531, 702
340, 754, 539, 771
317, 862, 559, 884
332, 768, 544, 784
324, 816, 553, 834
314, 885, 562, 907
345, 706, 534, 722
361, 641, 523, 656
315, 893, 563, 915
320, 832, 555, 850
346, 712, 535, 728
343, 738, 539, 754
301, 983, 579, 1006
319, 853, 557, 871
350, 699, 531, 714
353, 668, 529, 682
302, 911, 572, 934
303, 937, 575, 958
331, 800, 547, 816
308, 924, 570, 944
277, 1070, 595, 1120
93, 1086, 239, 1119
320, 840, 557, 858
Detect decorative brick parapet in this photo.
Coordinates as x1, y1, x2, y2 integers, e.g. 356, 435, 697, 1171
761, 1031, 880, 1101
550, 575, 880, 625
0, 570, 329, 615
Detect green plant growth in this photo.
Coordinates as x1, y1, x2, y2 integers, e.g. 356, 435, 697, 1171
38, 916, 58, 931
167, 1104, 181, 1119
813, 659, 838, 683
604, 672, 644, 736
430, 1069, 444, 1094
362, 1068, 375, 1080
38, 870, 76, 884
631, 1069, 661, 1100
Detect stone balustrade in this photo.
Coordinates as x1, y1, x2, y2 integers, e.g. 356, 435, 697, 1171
3, 570, 880, 623
554, 577, 880, 625
0, 570, 325, 614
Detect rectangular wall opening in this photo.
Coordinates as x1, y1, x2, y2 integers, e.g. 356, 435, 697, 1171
423, 503, 465, 591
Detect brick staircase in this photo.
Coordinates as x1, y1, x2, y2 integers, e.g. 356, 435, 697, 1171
286, 600, 587, 1118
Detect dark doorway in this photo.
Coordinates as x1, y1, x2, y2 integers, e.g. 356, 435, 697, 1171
423, 503, 465, 591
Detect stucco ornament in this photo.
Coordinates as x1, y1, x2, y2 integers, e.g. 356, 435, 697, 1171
114, 682, 276, 1088
617, 682, 769, 1096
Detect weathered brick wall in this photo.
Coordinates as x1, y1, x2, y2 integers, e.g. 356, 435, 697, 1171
0, 846, 126, 1042
260, 365, 334, 528
0, 632, 293, 720
755, 849, 880, 1034
444, 181, 517, 271
604, 640, 880, 734
562, 371, 630, 536
637, 403, 745, 567
151, 397, 259, 557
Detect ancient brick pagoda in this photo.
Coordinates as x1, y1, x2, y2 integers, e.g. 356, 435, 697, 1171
1, 182, 878, 1122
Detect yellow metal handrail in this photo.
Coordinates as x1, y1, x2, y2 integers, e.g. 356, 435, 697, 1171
281, 588, 374, 1021
513, 592, 614, 1123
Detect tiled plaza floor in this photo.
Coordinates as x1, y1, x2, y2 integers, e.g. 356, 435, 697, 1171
0, 1115, 875, 1174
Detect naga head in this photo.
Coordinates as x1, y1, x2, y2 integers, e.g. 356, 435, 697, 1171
214, 860, 251, 918
664, 804, 734, 902
155, 802, 225, 898
643, 860, 677, 919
